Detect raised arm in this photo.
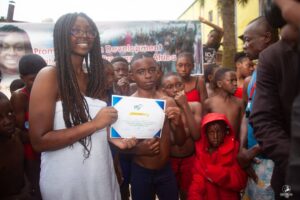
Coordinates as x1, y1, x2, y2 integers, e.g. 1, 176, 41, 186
175, 91, 201, 140
165, 97, 186, 146
197, 75, 208, 104
29, 67, 117, 152
199, 16, 224, 36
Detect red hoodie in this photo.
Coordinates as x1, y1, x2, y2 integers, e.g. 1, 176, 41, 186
188, 113, 247, 200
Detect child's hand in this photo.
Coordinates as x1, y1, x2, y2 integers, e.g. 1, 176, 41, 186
237, 148, 252, 169
117, 77, 129, 87
245, 165, 259, 183
93, 107, 118, 130
237, 148, 259, 183
199, 16, 207, 23
136, 138, 160, 156
111, 138, 138, 150
165, 106, 181, 126
117, 77, 130, 95
174, 90, 188, 108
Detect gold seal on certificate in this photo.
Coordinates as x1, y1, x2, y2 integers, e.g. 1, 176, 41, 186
110, 95, 166, 138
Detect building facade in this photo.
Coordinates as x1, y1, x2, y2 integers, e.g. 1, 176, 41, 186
178, 0, 267, 51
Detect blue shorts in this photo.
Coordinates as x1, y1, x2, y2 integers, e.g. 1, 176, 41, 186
119, 153, 133, 185
130, 161, 178, 200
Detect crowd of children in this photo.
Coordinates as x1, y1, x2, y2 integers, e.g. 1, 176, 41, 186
1, 2, 300, 199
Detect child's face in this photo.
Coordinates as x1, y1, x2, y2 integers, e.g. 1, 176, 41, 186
162, 75, 184, 98
206, 31, 221, 47
20, 74, 36, 91
176, 56, 194, 79
219, 71, 237, 95
0, 99, 16, 138
238, 58, 254, 78
112, 61, 129, 81
206, 121, 226, 148
130, 57, 158, 90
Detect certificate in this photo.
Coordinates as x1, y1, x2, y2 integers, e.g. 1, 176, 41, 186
110, 95, 166, 138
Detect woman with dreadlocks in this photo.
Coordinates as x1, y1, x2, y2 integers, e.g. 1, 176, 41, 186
29, 13, 136, 200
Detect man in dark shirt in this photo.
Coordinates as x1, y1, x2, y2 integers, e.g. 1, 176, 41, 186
275, 1, 300, 199
250, 23, 300, 199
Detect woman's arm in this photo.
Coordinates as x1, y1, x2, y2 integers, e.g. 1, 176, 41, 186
29, 67, 117, 152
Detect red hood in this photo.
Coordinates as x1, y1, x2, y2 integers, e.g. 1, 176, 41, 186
191, 113, 247, 200
200, 113, 235, 151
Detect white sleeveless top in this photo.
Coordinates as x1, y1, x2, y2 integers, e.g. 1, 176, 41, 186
40, 97, 121, 200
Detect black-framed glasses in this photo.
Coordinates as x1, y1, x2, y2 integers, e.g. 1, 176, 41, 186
70, 28, 97, 39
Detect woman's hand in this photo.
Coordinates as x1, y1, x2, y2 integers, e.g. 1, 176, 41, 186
93, 107, 118, 130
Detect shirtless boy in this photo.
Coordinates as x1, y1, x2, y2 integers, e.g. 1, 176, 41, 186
10, 54, 47, 199
129, 52, 186, 200
111, 56, 130, 96
161, 72, 202, 199
203, 67, 244, 138
0, 92, 30, 199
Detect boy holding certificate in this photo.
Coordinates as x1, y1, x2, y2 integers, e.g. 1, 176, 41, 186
128, 52, 186, 200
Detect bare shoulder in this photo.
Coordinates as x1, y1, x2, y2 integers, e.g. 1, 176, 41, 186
10, 88, 27, 103
204, 96, 213, 105
36, 66, 57, 81
203, 96, 213, 113
32, 66, 58, 98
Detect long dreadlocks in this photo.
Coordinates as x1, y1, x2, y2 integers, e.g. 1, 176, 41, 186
53, 12, 106, 158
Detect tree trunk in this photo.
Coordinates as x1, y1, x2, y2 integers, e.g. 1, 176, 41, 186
219, 0, 236, 68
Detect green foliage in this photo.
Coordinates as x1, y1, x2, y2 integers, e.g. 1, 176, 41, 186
199, 0, 205, 7
238, 0, 249, 7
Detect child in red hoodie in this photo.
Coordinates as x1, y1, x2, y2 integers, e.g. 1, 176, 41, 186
188, 113, 247, 200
